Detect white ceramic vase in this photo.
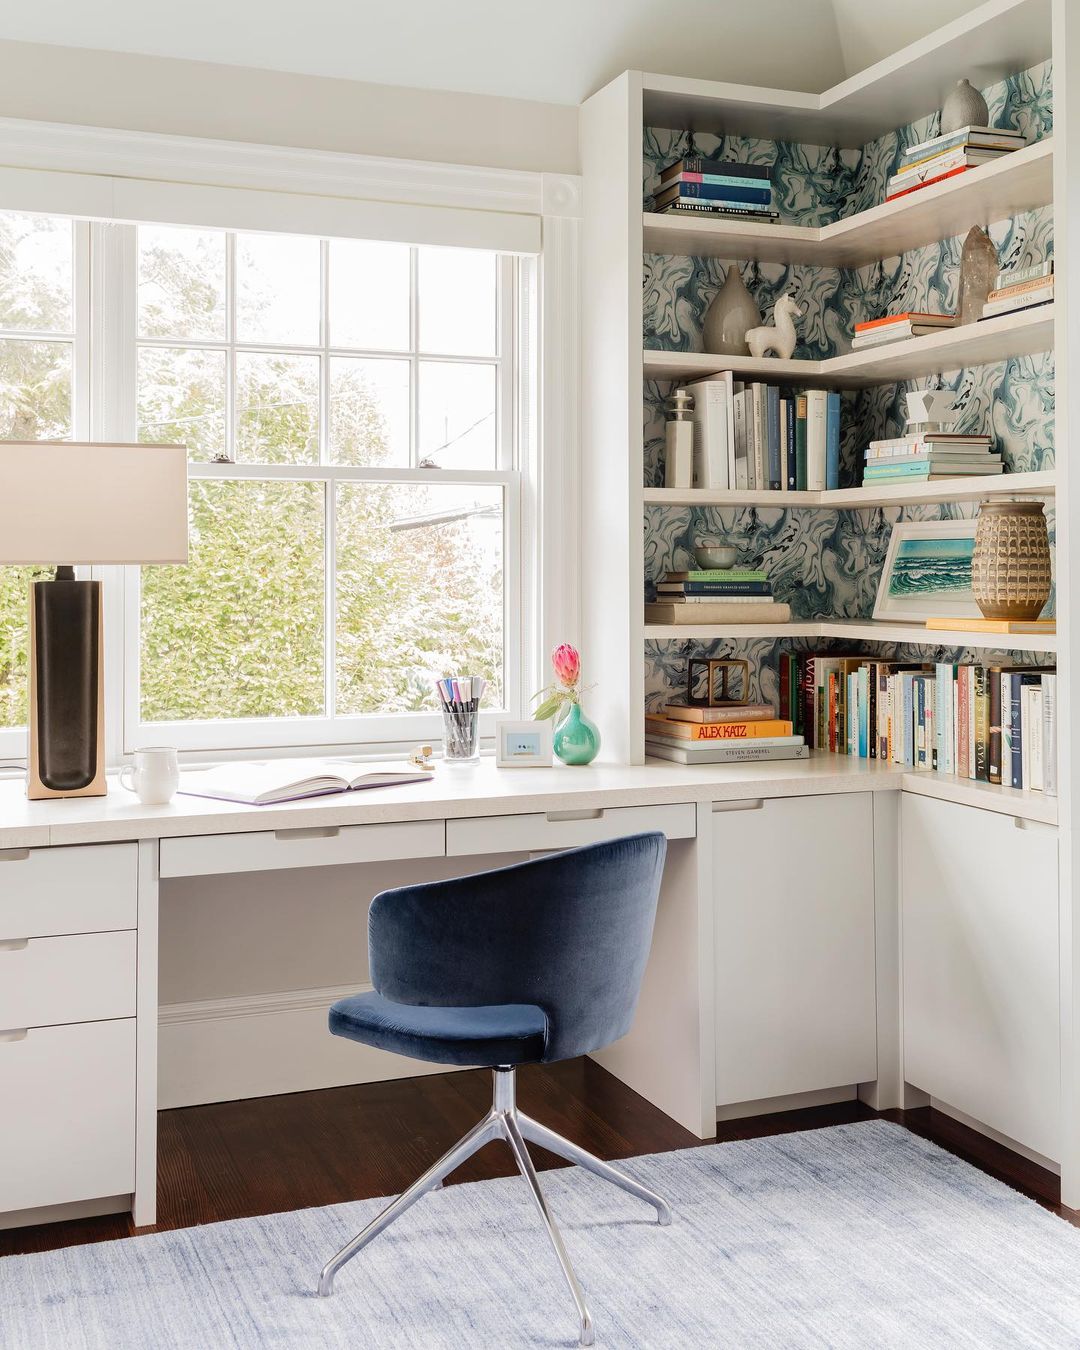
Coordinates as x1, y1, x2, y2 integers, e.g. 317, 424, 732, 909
703, 267, 761, 356
941, 79, 990, 135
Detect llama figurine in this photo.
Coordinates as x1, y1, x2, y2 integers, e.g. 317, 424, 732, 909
746, 293, 803, 360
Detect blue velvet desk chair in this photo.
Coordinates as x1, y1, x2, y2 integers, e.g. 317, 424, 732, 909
317, 831, 671, 1346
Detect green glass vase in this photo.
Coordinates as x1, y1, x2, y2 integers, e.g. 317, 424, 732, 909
553, 701, 601, 766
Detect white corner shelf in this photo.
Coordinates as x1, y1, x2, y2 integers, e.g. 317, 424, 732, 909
644, 304, 1054, 388
899, 767, 1058, 825
643, 617, 1058, 653
643, 469, 1056, 511
643, 140, 1053, 269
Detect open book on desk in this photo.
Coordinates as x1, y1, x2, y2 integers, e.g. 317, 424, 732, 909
178, 758, 433, 806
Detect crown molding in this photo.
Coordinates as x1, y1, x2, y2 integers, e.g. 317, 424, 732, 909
0, 116, 579, 218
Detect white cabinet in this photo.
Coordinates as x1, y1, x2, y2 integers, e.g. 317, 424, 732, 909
0, 1019, 136, 1213
901, 794, 1059, 1161
712, 792, 878, 1108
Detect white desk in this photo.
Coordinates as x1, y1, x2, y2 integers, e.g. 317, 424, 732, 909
0, 754, 1060, 1229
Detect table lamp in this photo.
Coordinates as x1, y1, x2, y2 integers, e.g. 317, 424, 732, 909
0, 442, 188, 799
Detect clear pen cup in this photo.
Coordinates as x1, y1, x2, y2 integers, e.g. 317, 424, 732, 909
440, 700, 480, 763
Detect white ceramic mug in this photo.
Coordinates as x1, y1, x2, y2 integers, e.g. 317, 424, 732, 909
119, 746, 180, 805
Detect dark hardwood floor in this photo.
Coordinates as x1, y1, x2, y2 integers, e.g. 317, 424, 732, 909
2, 1059, 1075, 1257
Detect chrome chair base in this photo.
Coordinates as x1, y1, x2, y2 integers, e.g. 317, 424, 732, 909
316, 1066, 672, 1346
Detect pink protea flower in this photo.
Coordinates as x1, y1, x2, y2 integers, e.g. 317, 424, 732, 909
551, 643, 581, 689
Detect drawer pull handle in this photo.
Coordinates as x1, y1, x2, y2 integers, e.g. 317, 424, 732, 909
545, 809, 603, 823
712, 799, 765, 813
273, 827, 341, 841
0, 939, 28, 952
0, 849, 30, 862
0, 1028, 28, 1043
1015, 816, 1055, 833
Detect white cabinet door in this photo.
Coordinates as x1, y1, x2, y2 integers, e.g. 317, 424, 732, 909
713, 792, 877, 1107
0, 1019, 136, 1214
901, 794, 1059, 1160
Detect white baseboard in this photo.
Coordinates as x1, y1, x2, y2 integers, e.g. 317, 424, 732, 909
928, 1095, 1060, 1174
158, 983, 458, 1109
0, 1193, 131, 1231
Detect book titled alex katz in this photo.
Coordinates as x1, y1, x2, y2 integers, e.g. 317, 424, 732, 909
644, 715, 792, 740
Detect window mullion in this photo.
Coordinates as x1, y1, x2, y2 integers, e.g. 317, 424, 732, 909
226, 231, 237, 459
409, 246, 420, 467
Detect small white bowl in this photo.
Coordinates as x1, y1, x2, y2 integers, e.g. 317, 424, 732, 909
693, 543, 737, 570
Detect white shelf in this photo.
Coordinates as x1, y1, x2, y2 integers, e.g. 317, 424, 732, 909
643, 618, 1058, 653
643, 140, 1052, 269
641, 0, 1051, 147
644, 305, 1054, 388
899, 768, 1058, 825
643, 469, 1056, 510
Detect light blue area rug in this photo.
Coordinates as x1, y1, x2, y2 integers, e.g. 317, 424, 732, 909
5, 1121, 1080, 1348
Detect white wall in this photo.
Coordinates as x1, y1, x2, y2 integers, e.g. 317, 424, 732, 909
0, 40, 579, 174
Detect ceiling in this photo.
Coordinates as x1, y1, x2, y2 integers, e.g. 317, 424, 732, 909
0, 0, 981, 107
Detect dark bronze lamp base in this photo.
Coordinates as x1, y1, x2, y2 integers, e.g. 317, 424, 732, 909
27, 571, 105, 799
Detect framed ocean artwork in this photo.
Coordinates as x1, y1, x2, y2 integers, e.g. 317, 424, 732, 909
873, 519, 981, 623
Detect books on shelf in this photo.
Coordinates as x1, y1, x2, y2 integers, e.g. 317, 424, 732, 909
728, 382, 839, 491
980, 272, 1055, 319
994, 259, 1053, 290
885, 125, 1027, 201
655, 156, 779, 222
645, 736, 808, 764
780, 651, 1056, 794
926, 617, 1056, 635
662, 701, 776, 723
645, 713, 793, 740
685, 373, 736, 489
644, 600, 791, 625
851, 312, 954, 349
860, 431, 1000, 485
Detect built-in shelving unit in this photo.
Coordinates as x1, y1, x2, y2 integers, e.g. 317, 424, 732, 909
643, 618, 1059, 653
581, 0, 1064, 829
643, 138, 1053, 267
644, 304, 1054, 387
643, 468, 1055, 510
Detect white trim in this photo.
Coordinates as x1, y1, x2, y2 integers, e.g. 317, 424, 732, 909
157, 980, 459, 1108
0, 119, 587, 255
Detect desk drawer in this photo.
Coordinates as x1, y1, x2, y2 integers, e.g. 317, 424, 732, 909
0, 843, 137, 941
159, 818, 445, 878
0, 931, 136, 1031
446, 803, 696, 857
0, 1018, 136, 1215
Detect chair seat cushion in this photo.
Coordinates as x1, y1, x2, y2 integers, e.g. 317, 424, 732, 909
328, 991, 549, 1067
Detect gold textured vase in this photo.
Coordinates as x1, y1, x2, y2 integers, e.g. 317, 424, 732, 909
971, 500, 1052, 621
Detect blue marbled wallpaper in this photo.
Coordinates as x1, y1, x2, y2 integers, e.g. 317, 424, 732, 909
642, 61, 1055, 704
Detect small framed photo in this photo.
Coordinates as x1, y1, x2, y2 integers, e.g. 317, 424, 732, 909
495, 719, 553, 768
873, 518, 981, 623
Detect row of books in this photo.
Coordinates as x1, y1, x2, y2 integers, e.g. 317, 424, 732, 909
645, 568, 791, 626
684, 373, 842, 492
861, 431, 1000, 485
644, 699, 806, 764
778, 652, 1057, 793
655, 156, 778, 222
981, 258, 1054, 320
851, 311, 954, 350
885, 124, 1028, 202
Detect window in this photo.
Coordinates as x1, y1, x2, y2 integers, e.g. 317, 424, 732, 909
0, 211, 88, 741
0, 211, 534, 761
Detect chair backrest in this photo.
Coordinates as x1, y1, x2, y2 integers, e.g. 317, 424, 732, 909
368, 831, 667, 1062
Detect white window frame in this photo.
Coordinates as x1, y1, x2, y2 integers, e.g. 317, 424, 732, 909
0, 120, 580, 769
104, 227, 527, 756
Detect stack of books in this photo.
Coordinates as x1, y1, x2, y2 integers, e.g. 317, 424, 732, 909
851, 312, 955, 349
654, 156, 778, 222
645, 568, 790, 626
885, 125, 1028, 201
980, 259, 1054, 320
861, 431, 1001, 485
645, 700, 807, 764
779, 651, 1056, 793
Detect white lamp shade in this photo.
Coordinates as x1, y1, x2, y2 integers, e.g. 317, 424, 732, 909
0, 442, 189, 565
